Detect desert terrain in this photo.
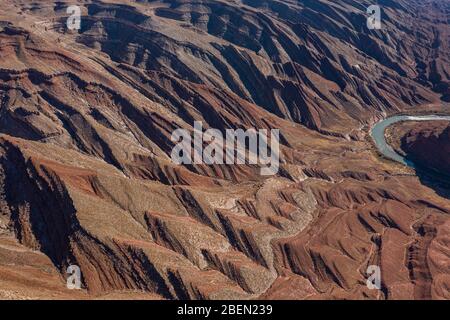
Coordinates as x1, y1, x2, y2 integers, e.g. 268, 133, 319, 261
0, 0, 449, 300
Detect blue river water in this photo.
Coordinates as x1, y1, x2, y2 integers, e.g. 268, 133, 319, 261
370, 115, 450, 168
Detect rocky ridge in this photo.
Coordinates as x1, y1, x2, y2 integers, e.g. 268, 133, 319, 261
0, 0, 449, 299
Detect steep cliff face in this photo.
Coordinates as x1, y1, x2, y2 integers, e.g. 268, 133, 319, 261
0, 0, 450, 300
401, 123, 450, 174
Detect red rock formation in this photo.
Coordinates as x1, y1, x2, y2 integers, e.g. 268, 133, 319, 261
401, 123, 450, 174
0, 0, 449, 300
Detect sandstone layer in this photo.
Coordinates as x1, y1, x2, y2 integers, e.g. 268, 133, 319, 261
0, 0, 449, 300
403, 123, 450, 174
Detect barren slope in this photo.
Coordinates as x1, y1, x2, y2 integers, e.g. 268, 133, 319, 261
0, 0, 449, 300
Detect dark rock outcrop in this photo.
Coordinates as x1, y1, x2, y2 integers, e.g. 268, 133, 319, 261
402, 123, 450, 174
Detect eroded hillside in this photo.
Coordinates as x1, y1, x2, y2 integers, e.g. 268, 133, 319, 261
0, 0, 449, 299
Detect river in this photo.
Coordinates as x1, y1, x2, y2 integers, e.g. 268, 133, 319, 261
370, 115, 450, 168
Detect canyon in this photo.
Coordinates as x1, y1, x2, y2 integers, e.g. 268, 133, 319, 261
0, 0, 449, 300
402, 122, 450, 174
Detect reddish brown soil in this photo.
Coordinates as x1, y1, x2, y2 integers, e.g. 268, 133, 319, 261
0, 0, 449, 300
